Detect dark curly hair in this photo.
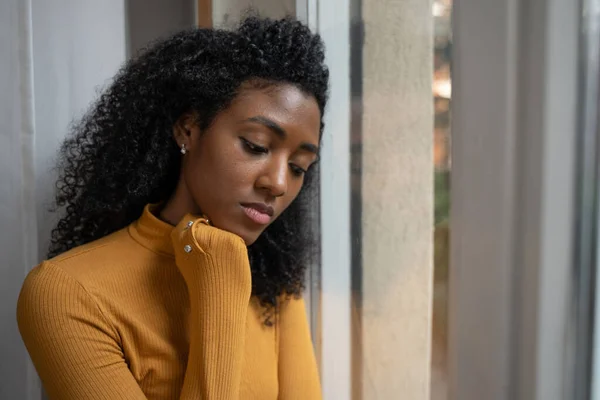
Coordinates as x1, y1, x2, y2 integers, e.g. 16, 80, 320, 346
48, 16, 329, 314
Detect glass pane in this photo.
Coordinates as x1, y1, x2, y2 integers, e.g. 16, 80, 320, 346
432, 1, 452, 399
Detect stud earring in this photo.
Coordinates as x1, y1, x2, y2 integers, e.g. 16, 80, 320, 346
180, 143, 187, 155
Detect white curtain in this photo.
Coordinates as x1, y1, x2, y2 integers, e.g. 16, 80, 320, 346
0, 1, 126, 398
0, 1, 39, 398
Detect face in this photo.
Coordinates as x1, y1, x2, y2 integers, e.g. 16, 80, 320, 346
171, 83, 321, 245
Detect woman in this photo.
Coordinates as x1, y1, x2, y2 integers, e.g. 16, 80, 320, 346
17, 15, 328, 400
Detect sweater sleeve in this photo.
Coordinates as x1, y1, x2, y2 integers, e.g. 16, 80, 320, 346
170, 215, 252, 399
277, 296, 322, 400
17, 262, 148, 400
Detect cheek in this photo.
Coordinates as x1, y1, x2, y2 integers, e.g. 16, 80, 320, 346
278, 180, 305, 212
214, 146, 258, 188
186, 142, 255, 198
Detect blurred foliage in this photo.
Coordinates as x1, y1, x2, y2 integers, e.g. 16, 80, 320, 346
434, 170, 450, 225
434, 170, 450, 282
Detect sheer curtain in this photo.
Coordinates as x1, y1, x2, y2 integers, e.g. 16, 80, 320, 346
0, 1, 39, 398
0, 1, 126, 398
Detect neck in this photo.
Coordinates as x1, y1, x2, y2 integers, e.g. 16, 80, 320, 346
159, 176, 201, 226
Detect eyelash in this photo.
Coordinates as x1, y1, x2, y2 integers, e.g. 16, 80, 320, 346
241, 137, 268, 154
290, 165, 307, 177
240, 137, 308, 177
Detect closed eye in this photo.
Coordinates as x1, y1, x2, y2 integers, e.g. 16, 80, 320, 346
240, 137, 268, 154
289, 164, 307, 177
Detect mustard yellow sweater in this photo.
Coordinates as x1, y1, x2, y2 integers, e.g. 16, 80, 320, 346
17, 205, 321, 399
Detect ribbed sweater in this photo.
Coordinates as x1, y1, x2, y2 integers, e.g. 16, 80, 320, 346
17, 205, 321, 399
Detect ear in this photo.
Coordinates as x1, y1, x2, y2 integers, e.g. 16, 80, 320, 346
172, 112, 200, 149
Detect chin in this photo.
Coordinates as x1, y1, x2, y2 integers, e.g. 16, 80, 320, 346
222, 225, 259, 247
230, 220, 266, 247
240, 232, 260, 247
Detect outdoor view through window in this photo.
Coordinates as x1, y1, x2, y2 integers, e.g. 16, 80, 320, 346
432, 0, 451, 399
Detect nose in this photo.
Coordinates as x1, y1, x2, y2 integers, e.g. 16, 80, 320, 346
256, 158, 288, 197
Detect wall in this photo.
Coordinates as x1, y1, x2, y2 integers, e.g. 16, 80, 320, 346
212, 0, 294, 27
127, 0, 196, 56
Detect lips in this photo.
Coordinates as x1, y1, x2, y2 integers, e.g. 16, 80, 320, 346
240, 203, 274, 225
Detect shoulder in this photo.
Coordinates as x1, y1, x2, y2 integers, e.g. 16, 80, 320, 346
44, 227, 158, 290
17, 260, 120, 341
17, 228, 146, 329
18, 260, 92, 315
18, 260, 82, 306
49, 228, 131, 274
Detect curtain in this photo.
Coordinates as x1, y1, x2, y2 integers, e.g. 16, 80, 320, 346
0, 1, 126, 398
0, 0, 40, 398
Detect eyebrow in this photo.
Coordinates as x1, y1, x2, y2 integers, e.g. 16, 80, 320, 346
245, 116, 320, 155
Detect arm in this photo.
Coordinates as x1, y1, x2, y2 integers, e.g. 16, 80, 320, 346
17, 262, 148, 400
170, 215, 252, 399
18, 217, 250, 400
277, 296, 322, 400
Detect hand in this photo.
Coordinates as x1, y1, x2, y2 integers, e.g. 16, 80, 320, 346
170, 214, 251, 294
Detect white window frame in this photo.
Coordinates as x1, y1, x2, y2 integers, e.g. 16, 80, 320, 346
583, 0, 600, 399
309, 0, 353, 399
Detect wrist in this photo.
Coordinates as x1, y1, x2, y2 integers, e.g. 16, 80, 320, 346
170, 215, 252, 295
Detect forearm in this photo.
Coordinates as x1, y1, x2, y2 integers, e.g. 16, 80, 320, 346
172, 216, 251, 399
181, 292, 248, 398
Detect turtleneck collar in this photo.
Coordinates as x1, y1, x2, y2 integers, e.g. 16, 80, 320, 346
128, 204, 175, 257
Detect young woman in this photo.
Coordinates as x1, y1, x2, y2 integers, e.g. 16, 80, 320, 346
17, 16, 328, 400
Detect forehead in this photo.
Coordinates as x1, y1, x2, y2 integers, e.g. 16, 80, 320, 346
227, 83, 321, 141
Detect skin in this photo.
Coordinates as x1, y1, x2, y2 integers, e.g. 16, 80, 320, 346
160, 82, 321, 245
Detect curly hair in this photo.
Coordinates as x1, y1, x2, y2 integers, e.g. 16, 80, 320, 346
48, 16, 329, 315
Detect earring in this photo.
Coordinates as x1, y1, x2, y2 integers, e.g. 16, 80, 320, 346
180, 143, 187, 155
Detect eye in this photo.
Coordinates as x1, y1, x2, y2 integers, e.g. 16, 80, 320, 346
289, 164, 307, 177
240, 137, 268, 154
